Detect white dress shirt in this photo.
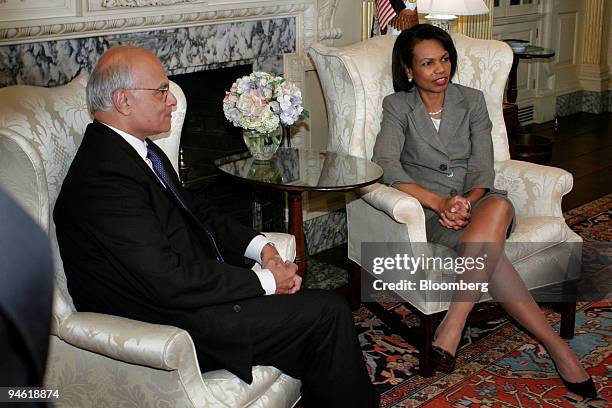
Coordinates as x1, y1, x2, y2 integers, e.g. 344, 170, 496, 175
103, 122, 277, 295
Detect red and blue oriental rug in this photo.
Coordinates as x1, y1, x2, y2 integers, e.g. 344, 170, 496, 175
356, 194, 612, 407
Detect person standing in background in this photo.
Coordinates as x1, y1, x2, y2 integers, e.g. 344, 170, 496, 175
0, 189, 54, 407
376, 0, 419, 35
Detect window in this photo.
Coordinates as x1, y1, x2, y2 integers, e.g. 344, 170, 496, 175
495, 0, 538, 18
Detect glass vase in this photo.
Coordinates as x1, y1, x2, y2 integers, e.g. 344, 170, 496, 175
242, 127, 283, 161
247, 161, 283, 184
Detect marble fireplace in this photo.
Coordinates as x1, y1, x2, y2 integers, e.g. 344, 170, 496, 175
0, 0, 347, 253
0, 1, 342, 95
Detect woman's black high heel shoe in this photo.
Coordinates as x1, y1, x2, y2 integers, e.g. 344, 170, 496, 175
550, 356, 598, 399
560, 375, 597, 399
430, 345, 456, 374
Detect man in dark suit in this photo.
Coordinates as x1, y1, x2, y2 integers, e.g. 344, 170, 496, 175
0, 189, 54, 407
53, 46, 376, 407
376, 0, 419, 35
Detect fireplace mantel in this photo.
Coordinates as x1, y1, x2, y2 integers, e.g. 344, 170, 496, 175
0, 1, 342, 133
0, 0, 346, 246
0, 0, 341, 46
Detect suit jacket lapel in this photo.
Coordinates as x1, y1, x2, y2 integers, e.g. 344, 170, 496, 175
405, 89, 448, 156
91, 121, 166, 190
438, 84, 467, 149
145, 140, 195, 214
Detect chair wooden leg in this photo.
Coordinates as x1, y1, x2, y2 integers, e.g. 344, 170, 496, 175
559, 301, 576, 339
419, 313, 437, 378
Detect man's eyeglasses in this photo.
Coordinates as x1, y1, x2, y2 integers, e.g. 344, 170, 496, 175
124, 85, 170, 102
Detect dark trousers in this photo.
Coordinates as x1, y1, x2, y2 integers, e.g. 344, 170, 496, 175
241, 289, 378, 408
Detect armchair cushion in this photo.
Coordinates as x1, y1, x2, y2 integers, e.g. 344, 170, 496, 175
495, 159, 573, 218
309, 35, 396, 159
0, 73, 89, 230
202, 366, 300, 407
453, 34, 512, 162
506, 217, 570, 263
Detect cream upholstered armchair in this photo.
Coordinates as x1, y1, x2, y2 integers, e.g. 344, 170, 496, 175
309, 34, 581, 376
0, 75, 301, 406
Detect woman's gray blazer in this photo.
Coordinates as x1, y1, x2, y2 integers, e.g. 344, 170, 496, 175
372, 82, 512, 246
373, 83, 506, 212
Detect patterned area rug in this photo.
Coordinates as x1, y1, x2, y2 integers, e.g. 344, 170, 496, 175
356, 194, 612, 407
564, 194, 612, 242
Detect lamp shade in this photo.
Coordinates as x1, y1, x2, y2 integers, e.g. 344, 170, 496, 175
417, 0, 490, 16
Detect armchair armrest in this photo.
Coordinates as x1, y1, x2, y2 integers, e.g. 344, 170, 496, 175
261, 232, 296, 262
357, 183, 426, 227
346, 183, 428, 250
251, 232, 296, 274
346, 184, 428, 266
57, 235, 295, 372
58, 312, 199, 371
494, 160, 573, 218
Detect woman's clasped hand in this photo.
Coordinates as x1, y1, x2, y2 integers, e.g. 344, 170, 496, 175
437, 194, 471, 230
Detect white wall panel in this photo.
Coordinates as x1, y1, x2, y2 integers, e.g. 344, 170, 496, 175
0, 0, 76, 22
493, 21, 538, 107
551, 0, 582, 95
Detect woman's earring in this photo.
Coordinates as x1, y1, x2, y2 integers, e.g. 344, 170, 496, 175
408, 77, 413, 82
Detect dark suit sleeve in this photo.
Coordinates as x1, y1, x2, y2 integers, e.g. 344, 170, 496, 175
149, 141, 260, 267
465, 91, 495, 192
390, 0, 406, 12
187, 191, 261, 267
72, 165, 264, 309
373, 95, 417, 186
0, 190, 53, 390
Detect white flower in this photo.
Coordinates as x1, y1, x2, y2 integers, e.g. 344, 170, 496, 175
235, 77, 252, 94
278, 94, 292, 110
236, 92, 267, 119
222, 71, 305, 133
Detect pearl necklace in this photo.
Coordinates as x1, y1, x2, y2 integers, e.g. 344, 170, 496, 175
428, 107, 444, 116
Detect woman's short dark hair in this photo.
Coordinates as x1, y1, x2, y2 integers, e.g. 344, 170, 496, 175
392, 24, 458, 92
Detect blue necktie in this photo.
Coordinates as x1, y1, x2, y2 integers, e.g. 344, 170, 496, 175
146, 141, 224, 262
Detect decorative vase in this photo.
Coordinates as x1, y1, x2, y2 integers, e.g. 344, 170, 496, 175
242, 127, 283, 161
247, 161, 283, 184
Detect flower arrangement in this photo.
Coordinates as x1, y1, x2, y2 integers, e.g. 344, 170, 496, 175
223, 71, 304, 134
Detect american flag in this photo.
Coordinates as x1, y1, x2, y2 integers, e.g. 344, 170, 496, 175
376, 0, 397, 31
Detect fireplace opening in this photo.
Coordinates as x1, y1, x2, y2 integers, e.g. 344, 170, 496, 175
169, 65, 284, 232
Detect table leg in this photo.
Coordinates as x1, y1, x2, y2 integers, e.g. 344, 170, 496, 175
504, 55, 529, 138
503, 102, 528, 159
507, 54, 520, 104
287, 191, 307, 277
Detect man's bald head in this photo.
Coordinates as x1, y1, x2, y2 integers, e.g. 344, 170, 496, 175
86, 46, 158, 114
86, 46, 176, 139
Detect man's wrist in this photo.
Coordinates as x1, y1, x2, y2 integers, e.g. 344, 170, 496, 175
253, 268, 276, 295
244, 234, 273, 264
260, 242, 279, 265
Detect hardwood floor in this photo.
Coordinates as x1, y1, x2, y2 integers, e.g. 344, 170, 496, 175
527, 112, 612, 211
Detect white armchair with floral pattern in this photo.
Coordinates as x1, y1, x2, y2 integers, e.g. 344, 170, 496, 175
0, 74, 300, 407
309, 34, 581, 377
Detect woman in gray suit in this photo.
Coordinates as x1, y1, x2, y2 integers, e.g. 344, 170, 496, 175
373, 24, 596, 398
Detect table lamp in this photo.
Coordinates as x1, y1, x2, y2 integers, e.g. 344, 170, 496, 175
417, 0, 489, 33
